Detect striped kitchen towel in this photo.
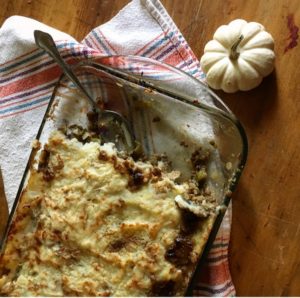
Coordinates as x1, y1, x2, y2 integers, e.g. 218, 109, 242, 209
0, 0, 235, 296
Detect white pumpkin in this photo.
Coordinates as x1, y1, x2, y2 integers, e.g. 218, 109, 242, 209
200, 19, 275, 93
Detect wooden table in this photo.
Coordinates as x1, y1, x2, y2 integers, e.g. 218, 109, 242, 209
1, 0, 299, 295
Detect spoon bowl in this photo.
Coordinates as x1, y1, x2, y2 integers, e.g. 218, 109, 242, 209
34, 30, 136, 151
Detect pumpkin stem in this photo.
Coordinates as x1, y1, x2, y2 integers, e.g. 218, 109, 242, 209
230, 35, 244, 60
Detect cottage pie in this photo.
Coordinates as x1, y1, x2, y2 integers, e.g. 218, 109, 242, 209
0, 130, 217, 296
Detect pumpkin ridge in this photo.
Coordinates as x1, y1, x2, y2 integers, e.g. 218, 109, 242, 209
240, 56, 263, 76
205, 49, 228, 53
200, 53, 227, 73
239, 59, 260, 77
213, 39, 228, 50
236, 58, 262, 91
206, 58, 228, 89
241, 48, 275, 77
213, 34, 232, 50
240, 28, 262, 47
204, 39, 228, 53
222, 62, 238, 93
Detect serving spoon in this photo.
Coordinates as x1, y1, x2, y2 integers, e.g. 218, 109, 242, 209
34, 30, 135, 152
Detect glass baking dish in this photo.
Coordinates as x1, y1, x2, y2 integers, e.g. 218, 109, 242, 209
0, 55, 247, 296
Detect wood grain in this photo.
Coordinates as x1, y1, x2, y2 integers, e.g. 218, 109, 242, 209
0, 0, 299, 295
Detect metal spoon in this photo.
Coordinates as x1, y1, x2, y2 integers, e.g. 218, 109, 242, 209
34, 30, 135, 152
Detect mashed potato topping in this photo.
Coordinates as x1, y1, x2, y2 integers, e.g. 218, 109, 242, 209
0, 130, 216, 296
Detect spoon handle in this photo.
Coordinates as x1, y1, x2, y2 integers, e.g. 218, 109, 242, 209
34, 30, 98, 112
